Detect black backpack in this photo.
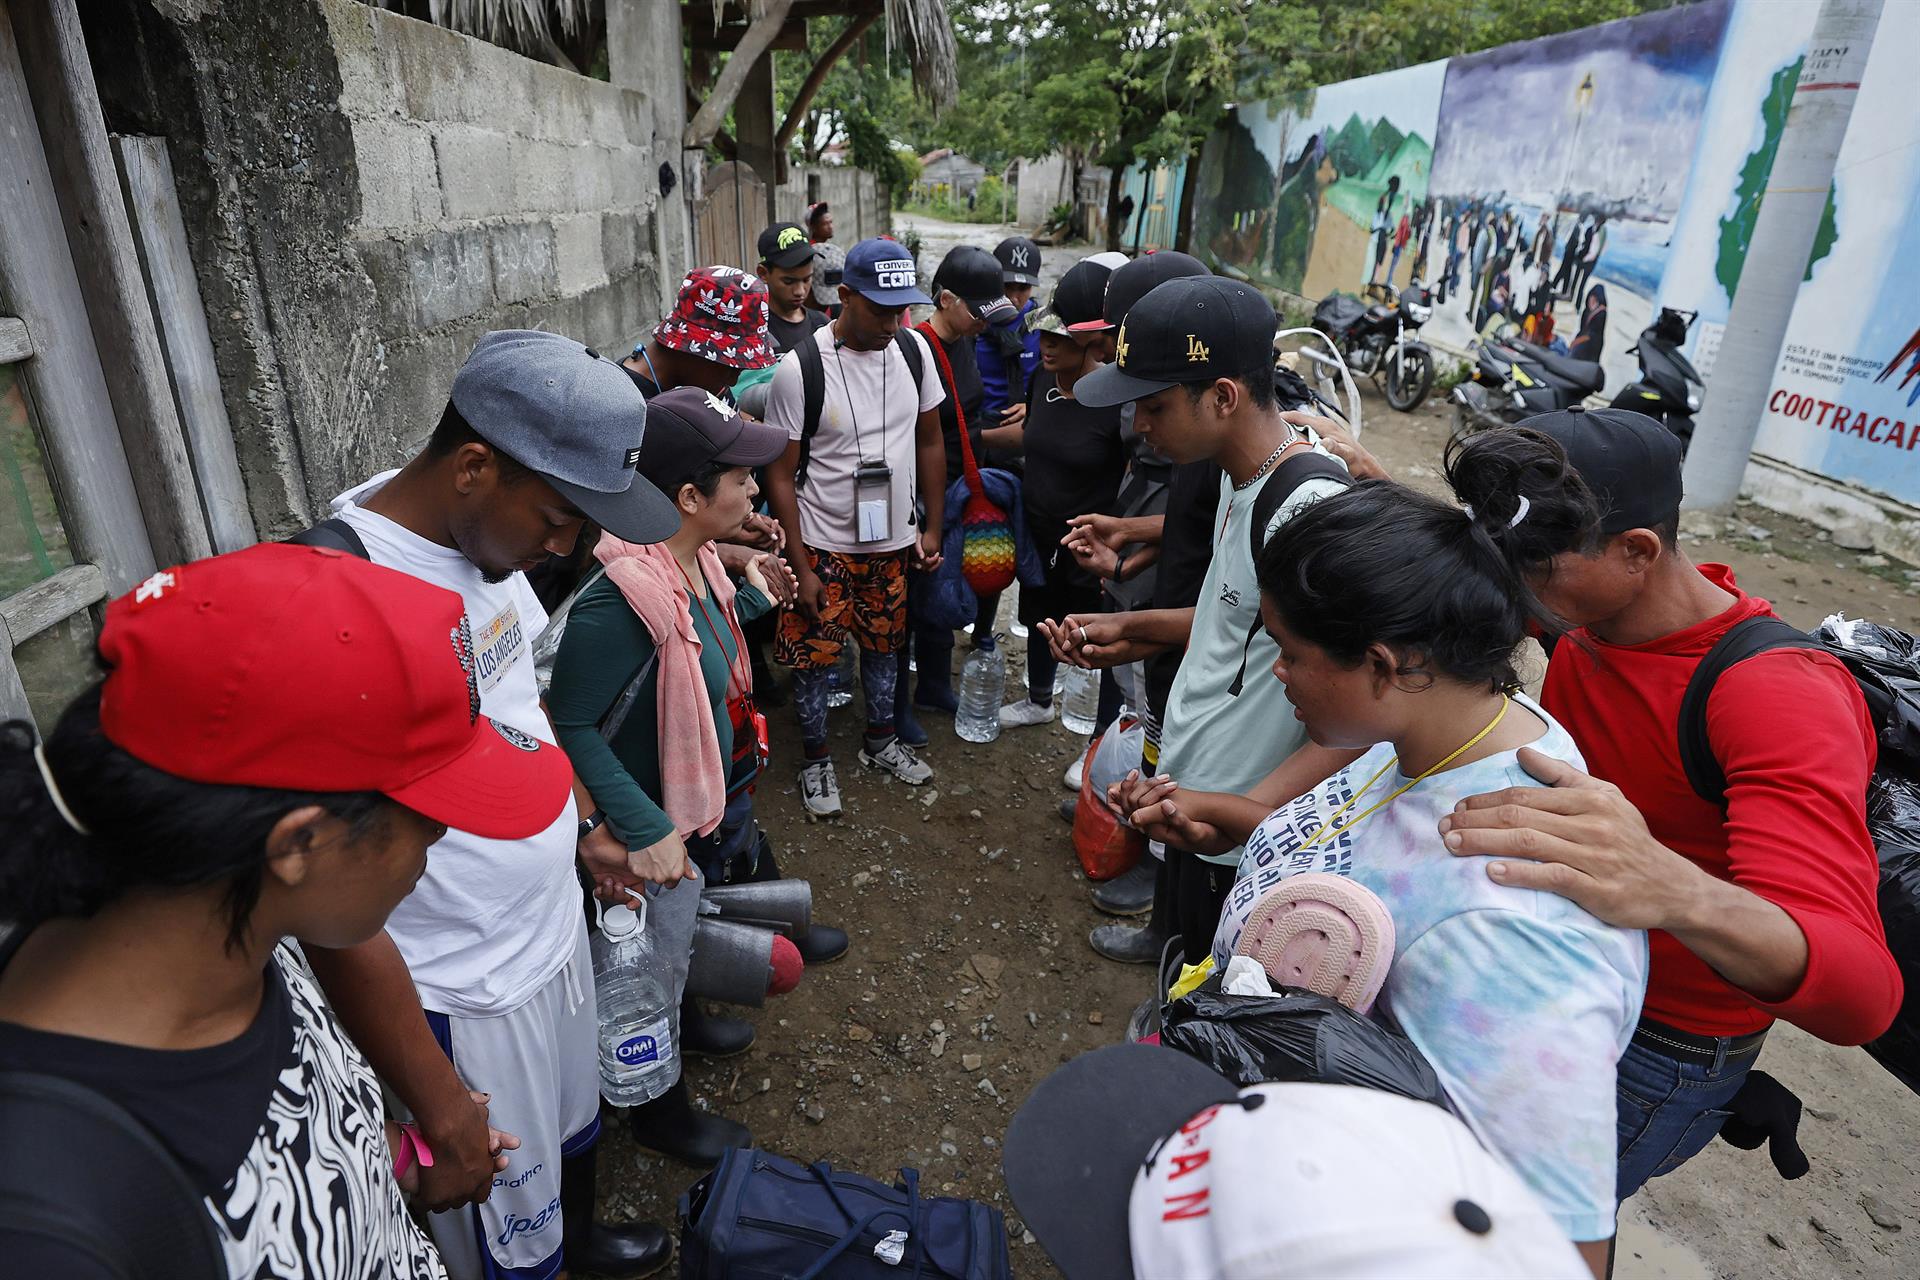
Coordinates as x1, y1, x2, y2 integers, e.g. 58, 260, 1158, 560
793, 330, 926, 489
1226, 449, 1352, 697
285, 516, 370, 559
1677, 614, 1920, 1094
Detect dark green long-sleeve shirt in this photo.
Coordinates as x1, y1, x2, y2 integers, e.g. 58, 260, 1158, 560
548, 569, 771, 849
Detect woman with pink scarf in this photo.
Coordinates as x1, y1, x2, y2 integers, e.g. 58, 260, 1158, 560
548, 386, 835, 1169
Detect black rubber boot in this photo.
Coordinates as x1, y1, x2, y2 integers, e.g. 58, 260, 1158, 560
628, 1079, 752, 1169
681, 992, 755, 1059
559, 1147, 672, 1279
1090, 921, 1167, 965
894, 638, 930, 748
1090, 861, 1156, 916
915, 631, 959, 712
739, 843, 850, 963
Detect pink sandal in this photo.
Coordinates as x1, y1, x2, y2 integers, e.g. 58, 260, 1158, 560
392, 1122, 434, 1183
1231, 872, 1395, 1014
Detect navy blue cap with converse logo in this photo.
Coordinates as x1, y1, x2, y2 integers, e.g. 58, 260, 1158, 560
842, 237, 932, 308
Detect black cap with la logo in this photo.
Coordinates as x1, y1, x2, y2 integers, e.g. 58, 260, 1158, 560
1076, 276, 1277, 408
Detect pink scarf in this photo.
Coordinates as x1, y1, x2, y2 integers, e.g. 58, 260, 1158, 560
593, 536, 747, 839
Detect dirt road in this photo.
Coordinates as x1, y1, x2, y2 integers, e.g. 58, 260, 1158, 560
593, 242, 1918, 1277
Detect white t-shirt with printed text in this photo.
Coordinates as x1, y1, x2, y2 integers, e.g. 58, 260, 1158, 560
763, 325, 944, 554
334, 473, 581, 1017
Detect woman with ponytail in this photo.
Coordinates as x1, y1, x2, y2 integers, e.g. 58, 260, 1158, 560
1115, 480, 1645, 1274
0, 544, 568, 1277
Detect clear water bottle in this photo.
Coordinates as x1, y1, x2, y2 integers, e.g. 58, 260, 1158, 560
827, 645, 855, 708
954, 638, 1006, 743
592, 893, 679, 1106
1060, 665, 1100, 735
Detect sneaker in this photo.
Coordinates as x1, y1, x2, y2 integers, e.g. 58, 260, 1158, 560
797, 760, 842, 818
1223, 872, 1396, 1014
998, 699, 1056, 729
858, 737, 933, 785
1062, 755, 1085, 792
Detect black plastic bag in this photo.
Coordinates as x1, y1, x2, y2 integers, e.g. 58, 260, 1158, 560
1159, 981, 1446, 1107
1865, 772, 1920, 1094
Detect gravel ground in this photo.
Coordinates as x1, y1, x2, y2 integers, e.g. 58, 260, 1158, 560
585, 220, 1920, 1277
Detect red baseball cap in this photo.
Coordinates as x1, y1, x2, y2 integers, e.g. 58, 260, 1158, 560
96, 543, 571, 840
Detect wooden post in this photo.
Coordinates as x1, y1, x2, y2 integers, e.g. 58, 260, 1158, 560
12, 0, 212, 564
0, 3, 154, 592
114, 135, 256, 554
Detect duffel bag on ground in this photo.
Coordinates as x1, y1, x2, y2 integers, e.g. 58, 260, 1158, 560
680, 1147, 1011, 1280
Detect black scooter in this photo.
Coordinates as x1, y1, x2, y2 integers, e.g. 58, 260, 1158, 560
1451, 321, 1604, 434
1611, 307, 1705, 452
1312, 282, 1436, 412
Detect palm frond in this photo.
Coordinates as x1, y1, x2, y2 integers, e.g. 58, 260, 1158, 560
887, 0, 957, 112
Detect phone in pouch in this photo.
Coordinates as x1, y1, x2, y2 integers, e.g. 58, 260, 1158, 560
855, 459, 893, 544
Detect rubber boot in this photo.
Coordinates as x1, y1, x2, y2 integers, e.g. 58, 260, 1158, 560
894, 634, 930, 748
914, 629, 959, 713
681, 991, 755, 1059
559, 1147, 671, 1279
628, 1078, 752, 1169
1090, 860, 1156, 916
740, 843, 849, 964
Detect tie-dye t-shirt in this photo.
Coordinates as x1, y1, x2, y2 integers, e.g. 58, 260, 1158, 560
1215, 695, 1647, 1242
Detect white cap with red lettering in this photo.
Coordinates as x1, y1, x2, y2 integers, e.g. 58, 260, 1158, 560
1004, 1044, 1586, 1280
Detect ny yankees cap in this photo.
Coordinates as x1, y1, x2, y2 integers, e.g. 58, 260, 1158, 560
96, 543, 573, 840
758, 221, 815, 270
933, 245, 1015, 322
634, 385, 788, 493
1076, 277, 1277, 408
995, 235, 1042, 285
1521, 406, 1684, 533
842, 237, 932, 307
450, 330, 680, 544
1006, 1045, 1587, 1280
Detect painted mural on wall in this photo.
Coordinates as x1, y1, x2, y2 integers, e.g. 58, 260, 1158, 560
1190, 60, 1444, 300
1420, 0, 1732, 394
1750, 0, 1920, 505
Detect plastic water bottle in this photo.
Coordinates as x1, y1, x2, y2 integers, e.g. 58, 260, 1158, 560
1060, 665, 1100, 735
827, 645, 855, 708
592, 894, 678, 1106
954, 638, 1006, 743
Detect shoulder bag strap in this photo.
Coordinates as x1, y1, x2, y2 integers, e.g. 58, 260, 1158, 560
914, 321, 982, 497
1677, 615, 1812, 807
795, 339, 826, 490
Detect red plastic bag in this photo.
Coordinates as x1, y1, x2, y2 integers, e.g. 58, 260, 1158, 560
1073, 736, 1144, 880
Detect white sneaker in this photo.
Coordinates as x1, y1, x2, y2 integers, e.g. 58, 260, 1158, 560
999, 699, 1057, 729
798, 760, 842, 818
1063, 755, 1085, 791
859, 737, 934, 785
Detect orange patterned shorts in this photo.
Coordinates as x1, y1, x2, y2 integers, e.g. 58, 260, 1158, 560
775, 547, 909, 670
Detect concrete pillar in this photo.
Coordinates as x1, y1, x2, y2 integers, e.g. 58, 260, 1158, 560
607, 0, 688, 310
1682, 0, 1883, 510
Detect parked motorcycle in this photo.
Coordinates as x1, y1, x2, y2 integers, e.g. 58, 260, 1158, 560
1312, 282, 1436, 412
1611, 307, 1705, 452
1451, 321, 1604, 434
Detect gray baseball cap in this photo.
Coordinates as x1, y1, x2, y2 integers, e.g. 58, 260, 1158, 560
450, 330, 680, 543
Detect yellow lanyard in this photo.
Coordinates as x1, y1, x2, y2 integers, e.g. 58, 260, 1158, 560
1301, 695, 1512, 848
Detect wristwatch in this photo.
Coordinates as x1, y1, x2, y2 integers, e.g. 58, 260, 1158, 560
577, 808, 606, 841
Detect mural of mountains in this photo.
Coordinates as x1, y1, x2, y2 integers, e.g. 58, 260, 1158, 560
1327, 112, 1411, 181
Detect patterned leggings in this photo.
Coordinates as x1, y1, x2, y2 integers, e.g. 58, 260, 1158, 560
792, 648, 898, 754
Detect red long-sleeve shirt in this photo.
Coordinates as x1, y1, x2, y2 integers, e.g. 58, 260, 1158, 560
1542, 565, 1902, 1043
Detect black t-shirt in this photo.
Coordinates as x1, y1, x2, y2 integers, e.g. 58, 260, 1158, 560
622, 357, 664, 400
1020, 371, 1128, 528
767, 307, 828, 355
1145, 458, 1225, 719
929, 328, 986, 487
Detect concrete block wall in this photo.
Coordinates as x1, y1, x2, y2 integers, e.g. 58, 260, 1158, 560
771, 166, 886, 246
321, 0, 666, 481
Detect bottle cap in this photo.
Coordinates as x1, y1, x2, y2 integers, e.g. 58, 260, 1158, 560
599, 888, 648, 939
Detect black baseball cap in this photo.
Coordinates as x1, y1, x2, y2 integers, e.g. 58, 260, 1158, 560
1028, 258, 1113, 336
758, 222, 814, 270
634, 385, 787, 497
1103, 251, 1208, 328
932, 245, 1015, 322
1524, 406, 1683, 533
1076, 276, 1277, 408
995, 236, 1042, 285
1005, 1044, 1240, 1280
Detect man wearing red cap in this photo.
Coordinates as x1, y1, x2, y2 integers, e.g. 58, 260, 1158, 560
303, 331, 681, 1279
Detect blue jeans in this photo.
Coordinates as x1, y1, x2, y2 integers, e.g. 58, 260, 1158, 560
1615, 1032, 1758, 1200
